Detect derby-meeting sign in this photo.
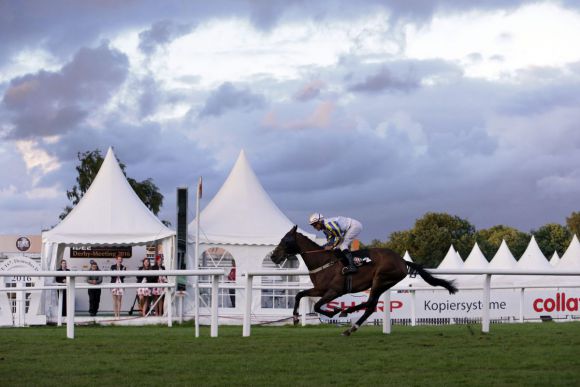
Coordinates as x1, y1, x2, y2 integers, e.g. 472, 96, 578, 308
70, 246, 132, 258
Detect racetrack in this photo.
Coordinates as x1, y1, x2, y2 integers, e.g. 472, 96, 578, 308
1, 322, 579, 386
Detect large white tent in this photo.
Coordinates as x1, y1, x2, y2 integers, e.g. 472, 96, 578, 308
187, 150, 314, 319
41, 147, 175, 319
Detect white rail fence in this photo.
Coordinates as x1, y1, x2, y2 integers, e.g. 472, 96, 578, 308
0, 269, 224, 339
3, 268, 580, 338
241, 268, 580, 337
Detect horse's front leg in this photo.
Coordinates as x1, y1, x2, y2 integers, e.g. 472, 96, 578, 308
313, 289, 342, 318
292, 288, 324, 325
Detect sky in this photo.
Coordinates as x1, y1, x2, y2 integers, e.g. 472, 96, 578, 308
2, 0, 580, 243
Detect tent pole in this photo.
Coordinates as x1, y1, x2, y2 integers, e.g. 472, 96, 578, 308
194, 177, 201, 337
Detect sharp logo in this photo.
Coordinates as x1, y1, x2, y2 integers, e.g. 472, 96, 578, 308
533, 293, 579, 312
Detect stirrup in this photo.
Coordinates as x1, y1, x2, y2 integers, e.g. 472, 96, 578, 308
342, 266, 358, 275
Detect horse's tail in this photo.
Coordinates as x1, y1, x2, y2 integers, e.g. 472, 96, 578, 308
405, 261, 458, 294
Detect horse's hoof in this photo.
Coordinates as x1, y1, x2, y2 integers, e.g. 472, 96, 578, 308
293, 316, 299, 326
341, 329, 351, 336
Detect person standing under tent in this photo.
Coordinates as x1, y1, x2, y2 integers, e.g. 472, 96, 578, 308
227, 261, 236, 307
152, 255, 166, 316
110, 254, 126, 319
87, 260, 102, 316
137, 257, 154, 317
55, 259, 70, 316
308, 213, 363, 274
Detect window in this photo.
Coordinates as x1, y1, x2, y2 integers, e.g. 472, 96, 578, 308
261, 254, 299, 309
198, 247, 236, 308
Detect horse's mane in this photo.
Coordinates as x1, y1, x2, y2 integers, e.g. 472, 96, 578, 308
295, 231, 323, 249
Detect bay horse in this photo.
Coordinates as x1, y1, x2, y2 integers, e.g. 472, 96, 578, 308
270, 226, 458, 336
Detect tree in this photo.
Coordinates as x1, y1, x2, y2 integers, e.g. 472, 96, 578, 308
565, 211, 580, 238
532, 223, 572, 257
59, 149, 164, 220
409, 212, 476, 267
475, 225, 530, 260
376, 212, 475, 267
384, 230, 413, 257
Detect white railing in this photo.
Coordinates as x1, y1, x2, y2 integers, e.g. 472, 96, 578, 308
241, 268, 580, 337
0, 269, 224, 339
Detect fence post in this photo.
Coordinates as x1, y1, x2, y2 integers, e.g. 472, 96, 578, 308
243, 274, 253, 337
16, 281, 25, 327
167, 288, 173, 328
519, 288, 525, 323
57, 289, 63, 327
301, 296, 308, 326
66, 276, 75, 339
482, 274, 491, 333
211, 274, 219, 337
411, 290, 416, 327
382, 290, 391, 334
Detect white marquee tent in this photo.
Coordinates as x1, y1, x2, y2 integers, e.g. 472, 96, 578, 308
41, 147, 176, 319
187, 150, 315, 319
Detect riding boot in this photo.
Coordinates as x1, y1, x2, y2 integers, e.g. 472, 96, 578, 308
342, 249, 358, 274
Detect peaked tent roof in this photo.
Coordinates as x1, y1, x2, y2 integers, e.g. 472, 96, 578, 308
516, 236, 551, 270
557, 234, 580, 269
549, 251, 560, 267
437, 245, 464, 270
458, 243, 488, 285
463, 243, 489, 269
489, 240, 518, 285
189, 150, 308, 245
43, 147, 174, 245
489, 240, 517, 269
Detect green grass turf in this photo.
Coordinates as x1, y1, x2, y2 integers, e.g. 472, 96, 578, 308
0, 322, 579, 386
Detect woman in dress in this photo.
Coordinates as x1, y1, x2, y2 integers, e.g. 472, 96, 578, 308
152, 255, 166, 316
110, 254, 126, 319
137, 257, 153, 317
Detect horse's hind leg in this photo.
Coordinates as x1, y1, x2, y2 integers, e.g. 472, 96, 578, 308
342, 284, 395, 336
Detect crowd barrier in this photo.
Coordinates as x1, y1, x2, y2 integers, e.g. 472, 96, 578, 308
0, 269, 224, 339
3, 268, 580, 338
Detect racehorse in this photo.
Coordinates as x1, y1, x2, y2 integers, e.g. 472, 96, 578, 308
270, 226, 458, 336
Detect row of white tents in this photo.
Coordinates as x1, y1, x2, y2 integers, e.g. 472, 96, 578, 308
397, 234, 580, 289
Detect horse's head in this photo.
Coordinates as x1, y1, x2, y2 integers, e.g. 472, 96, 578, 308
270, 225, 301, 264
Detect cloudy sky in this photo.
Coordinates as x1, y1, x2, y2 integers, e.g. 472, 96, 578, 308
2, 1, 580, 242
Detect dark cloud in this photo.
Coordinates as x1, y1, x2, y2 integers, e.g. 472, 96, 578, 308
199, 82, 266, 117
348, 66, 419, 93
2, 41, 129, 139
138, 20, 194, 55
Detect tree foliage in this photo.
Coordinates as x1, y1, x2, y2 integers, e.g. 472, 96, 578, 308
59, 149, 164, 220
380, 212, 475, 267
565, 211, 580, 238
531, 223, 572, 257
475, 225, 530, 260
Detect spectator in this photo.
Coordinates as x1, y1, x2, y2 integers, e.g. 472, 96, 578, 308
55, 259, 70, 316
152, 255, 166, 316
136, 257, 154, 317
87, 260, 102, 317
110, 254, 126, 319
228, 261, 236, 307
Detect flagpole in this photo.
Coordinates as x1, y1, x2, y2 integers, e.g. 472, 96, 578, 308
194, 176, 201, 337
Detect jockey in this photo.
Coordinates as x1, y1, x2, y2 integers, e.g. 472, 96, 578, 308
308, 213, 363, 274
